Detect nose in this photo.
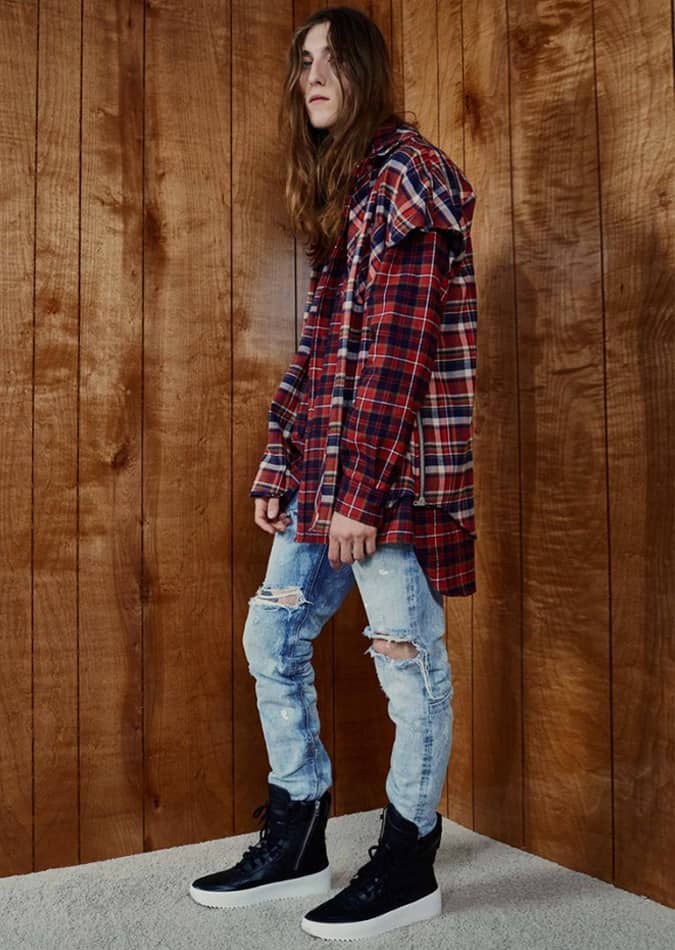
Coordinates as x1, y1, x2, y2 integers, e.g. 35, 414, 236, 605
307, 59, 328, 87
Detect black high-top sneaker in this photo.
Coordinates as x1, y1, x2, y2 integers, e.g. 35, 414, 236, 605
190, 782, 332, 908
301, 801, 443, 940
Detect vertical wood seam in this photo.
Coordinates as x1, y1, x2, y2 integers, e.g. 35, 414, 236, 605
441, 0, 454, 828
76, 0, 84, 868
503, 0, 526, 850
230, 0, 235, 836
31, 0, 41, 875
589, 0, 615, 885
141, 0, 147, 853
293, 0, 297, 353
457, 0, 474, 833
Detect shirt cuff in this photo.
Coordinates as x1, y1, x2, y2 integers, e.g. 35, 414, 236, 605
333, 472, 388, 527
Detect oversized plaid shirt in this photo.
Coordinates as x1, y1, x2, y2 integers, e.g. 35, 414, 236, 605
250, 118, 478, 595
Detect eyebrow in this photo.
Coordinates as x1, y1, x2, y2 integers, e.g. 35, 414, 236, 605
301, 45, 330, 55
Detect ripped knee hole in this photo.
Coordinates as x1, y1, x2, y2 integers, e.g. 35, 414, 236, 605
372, 637, 418, 659
252, 586, 306, 607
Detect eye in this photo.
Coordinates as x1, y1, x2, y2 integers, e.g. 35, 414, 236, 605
301, 54, 335, 69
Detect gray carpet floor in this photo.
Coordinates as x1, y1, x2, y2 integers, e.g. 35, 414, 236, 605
0, 808, 672, 949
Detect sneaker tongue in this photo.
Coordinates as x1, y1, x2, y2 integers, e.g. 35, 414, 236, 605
267, 790, 311, 824
265, 785, 294, 816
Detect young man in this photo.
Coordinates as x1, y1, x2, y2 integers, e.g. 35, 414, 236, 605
190, 7, 477, 940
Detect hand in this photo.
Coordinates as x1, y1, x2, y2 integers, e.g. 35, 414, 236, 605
328, 511, 377, 569
254, 497, 292, 535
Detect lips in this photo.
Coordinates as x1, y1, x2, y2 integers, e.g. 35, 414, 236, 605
309, 96, 329, 103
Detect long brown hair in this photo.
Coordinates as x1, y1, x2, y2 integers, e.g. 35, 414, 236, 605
278, 6, 418, 268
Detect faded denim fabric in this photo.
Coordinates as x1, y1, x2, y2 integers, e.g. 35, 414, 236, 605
242, 489, 454, 837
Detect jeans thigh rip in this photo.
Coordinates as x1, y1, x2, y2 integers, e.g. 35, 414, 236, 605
249, 585, 311, 610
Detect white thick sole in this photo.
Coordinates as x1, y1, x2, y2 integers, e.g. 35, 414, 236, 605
300, 885, 442, 941
189, 863, 331, 908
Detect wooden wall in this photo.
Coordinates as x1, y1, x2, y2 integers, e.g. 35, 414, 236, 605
0, 0, 672, 909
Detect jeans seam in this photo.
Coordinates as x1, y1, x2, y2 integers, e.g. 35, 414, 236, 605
300, 542, 329, 604
297, 675, 319, 799
413, 719, 434, 827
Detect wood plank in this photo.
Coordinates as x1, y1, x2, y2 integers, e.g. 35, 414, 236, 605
0, 0, 36, 878
330, 0, 397, 822
79, 0, 144, 861
595, 0, 675, 907
389, 0, 405, 109
509, 0, 612, 877
462, 0, 523, 843
434, 0, 476, 830
401, 0, 438, 139
292, 1, 339, 822
33, 0, 81, 871
231, 0, 297, 833
142, 0, 232, 850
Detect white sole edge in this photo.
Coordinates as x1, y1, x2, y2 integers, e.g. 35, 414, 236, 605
189, 864, 332, 908
300, 886, 442, 940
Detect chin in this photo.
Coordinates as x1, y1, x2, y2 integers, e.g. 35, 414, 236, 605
309, 110, 339, 130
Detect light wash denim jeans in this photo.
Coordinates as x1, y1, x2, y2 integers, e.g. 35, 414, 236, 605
242, 488, 454, 837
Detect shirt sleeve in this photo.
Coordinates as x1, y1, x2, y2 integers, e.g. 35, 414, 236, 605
249, 369, 307, 499
333, 227, 454, 526
249, 452, 295, 498
250, 402, 303, 499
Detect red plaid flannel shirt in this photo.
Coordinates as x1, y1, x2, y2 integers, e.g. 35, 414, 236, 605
250, 118, 478, 595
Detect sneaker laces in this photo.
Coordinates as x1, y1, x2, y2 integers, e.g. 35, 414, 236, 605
345, 818, 407, 901
232, 799, 278, 870
350, 841, 393, 885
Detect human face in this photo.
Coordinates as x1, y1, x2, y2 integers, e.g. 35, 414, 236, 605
299, 21, 347, 130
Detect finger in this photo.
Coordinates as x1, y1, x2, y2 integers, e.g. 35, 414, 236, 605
267, 497, 280, 520
254, 499, 281, 535
328, 535, 341, 570
254, 510, 275, 534
365, 533, 377, 556
352, 537, 365, 561
340, 537, 354, 565
272, 514, 291, 532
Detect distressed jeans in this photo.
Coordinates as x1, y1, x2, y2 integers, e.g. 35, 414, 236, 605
242, 488, 454, 837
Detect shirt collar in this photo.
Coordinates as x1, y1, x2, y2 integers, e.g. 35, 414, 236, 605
363, 115, 411, 161
348, 117, 414, 188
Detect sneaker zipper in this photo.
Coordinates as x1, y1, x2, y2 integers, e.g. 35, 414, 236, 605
412, 411, 427, 506
294, 799, 321, 871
